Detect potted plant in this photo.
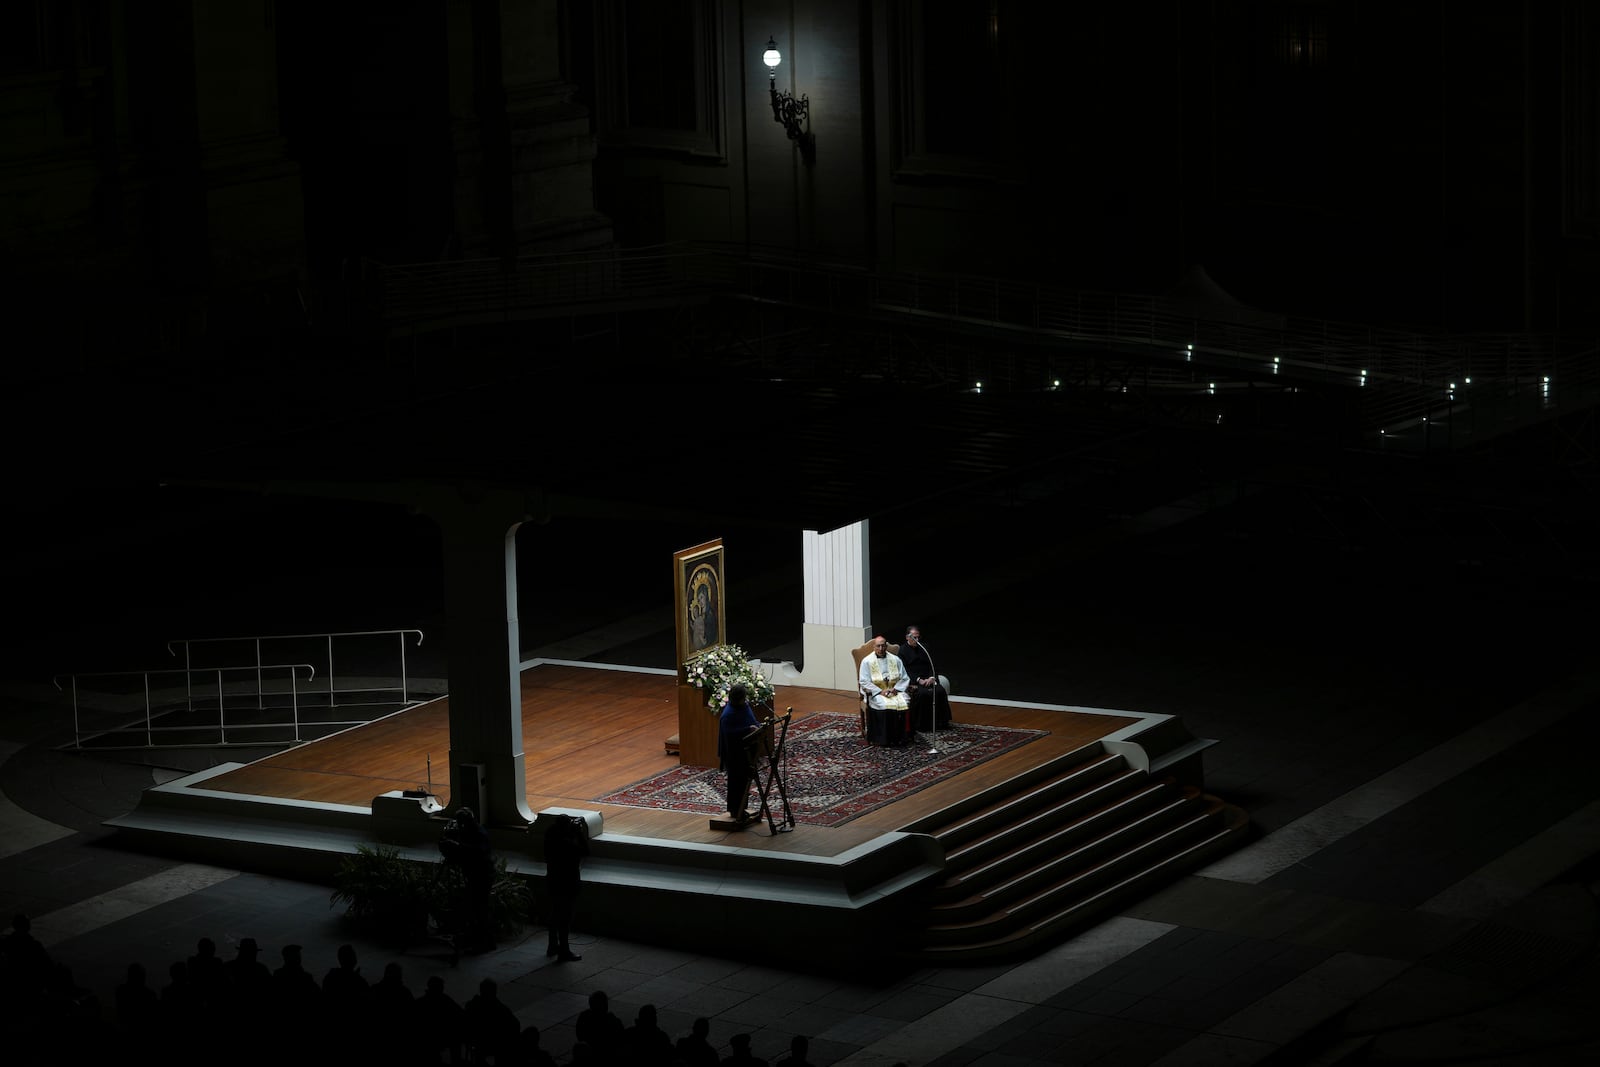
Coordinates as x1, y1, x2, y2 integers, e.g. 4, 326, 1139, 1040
330, 844, 533, 947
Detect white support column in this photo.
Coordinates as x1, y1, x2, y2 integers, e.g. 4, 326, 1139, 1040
772, 520, 871, 690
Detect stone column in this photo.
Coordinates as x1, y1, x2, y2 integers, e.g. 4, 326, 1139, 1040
425, 485, 545, 829
446, 0, 611, 258
188, 0, 304, 289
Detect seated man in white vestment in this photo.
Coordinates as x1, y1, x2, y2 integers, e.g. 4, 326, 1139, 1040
858, 635, 911, 746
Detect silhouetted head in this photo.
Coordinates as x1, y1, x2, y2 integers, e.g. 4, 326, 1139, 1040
426, 975, 445, 994
589, 989, 608, 1010
479, 976, 498, 997
337, 943, 357, 970
729, 683, 747, 705
454, 806, 477, 824
237, 937, 259, 956
792, 1035, 810, 1055
731, 1033, 752, 1050
692, 1017, 710, 1038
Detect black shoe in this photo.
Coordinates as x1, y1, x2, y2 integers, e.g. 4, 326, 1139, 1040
557, 951, 582, 962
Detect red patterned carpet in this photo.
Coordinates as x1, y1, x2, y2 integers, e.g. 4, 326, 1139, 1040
598, 712, 1048, 827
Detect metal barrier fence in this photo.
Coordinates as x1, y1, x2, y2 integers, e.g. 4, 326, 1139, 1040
52, 629, 428, 751
166, 629, 426, 712
52, 664, 317, 749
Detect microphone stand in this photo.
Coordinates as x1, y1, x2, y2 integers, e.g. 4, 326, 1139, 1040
918, 641, 941, 755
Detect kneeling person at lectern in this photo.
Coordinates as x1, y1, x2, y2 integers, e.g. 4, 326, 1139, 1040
718, 683, 759, 822
859, 635, 911, 745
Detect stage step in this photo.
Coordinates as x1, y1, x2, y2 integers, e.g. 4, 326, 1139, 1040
896, 746, 1249, 964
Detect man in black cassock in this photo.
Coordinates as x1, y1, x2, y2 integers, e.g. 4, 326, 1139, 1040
901, 624, 951, 731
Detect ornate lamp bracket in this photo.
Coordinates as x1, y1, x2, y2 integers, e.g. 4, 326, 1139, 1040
762, 37, 815, 165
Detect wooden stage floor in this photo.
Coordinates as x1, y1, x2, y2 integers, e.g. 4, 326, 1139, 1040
200, 661, 1137, 857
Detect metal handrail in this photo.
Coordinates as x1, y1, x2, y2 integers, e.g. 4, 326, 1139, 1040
52, 663, 316, 749
166, 629, 425, 712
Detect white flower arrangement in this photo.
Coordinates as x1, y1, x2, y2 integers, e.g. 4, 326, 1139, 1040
684, 643, 776, 713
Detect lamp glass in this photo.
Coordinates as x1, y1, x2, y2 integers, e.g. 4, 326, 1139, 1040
763, 38, 781, 70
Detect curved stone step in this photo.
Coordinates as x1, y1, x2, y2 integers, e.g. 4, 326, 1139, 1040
898, 745, 1122, 837
931, 778, 1181, 903
931, 788, 1201, 915
900, 799, 1251, 965
927, 750, 1132, 852
919, 793, 1219, 938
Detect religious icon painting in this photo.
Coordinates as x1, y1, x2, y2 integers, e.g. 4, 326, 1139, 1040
674, 539, 725, 670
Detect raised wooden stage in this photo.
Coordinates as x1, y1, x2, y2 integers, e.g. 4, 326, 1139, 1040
202, 661, 1131, 848
108, 660, 1245, 968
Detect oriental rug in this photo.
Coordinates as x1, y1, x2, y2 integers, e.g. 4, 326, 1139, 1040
597, 713, 1049, 828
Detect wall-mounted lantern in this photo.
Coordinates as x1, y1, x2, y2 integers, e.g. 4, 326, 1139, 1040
762, 37, 814, 164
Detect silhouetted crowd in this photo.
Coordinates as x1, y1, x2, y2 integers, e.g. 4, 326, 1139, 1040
0, 912, 833, 1066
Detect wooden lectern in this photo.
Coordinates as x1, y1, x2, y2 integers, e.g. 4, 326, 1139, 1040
675, 684, 721, 767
